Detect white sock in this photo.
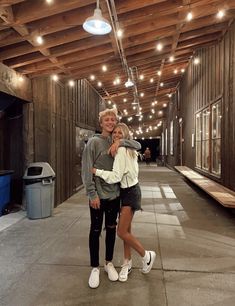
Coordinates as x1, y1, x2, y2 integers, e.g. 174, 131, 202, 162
123, 258, 130, 265
143, 250, 149, 260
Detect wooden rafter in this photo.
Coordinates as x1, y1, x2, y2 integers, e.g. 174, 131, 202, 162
0, 0, 234, 135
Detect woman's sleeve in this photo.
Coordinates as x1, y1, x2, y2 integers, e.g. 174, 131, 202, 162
95, 148, 126, 184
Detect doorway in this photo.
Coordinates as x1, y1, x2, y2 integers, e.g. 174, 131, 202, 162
0, 92, 26, 207
136, 138, 160, 162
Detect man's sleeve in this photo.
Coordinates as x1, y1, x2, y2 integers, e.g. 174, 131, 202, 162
81, 140, 98, 201
120, 139, 141, 150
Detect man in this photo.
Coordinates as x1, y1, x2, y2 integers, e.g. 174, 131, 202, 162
144, 147, 151, 165
81, 108, 140, 289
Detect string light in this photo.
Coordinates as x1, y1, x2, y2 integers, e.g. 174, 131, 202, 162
36, 35, 43, 45
169, 56, 174, 62
156, 43, 163, 51
217, 10, 225, 19
194, 57, 200, 65
68, 80, 75, 87
186, 12, 193, 21
97, 81, 102, 87
18, 76, 24, 82
117, 29, 123, 38
102, 65, 107, 72
90, 75, 95, 80
157, 70, 162, 76
52, 74, 58, 81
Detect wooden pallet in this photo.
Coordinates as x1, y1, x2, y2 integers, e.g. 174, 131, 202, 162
175, 166, 235, 208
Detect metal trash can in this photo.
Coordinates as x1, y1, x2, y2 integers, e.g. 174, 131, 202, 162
23, 162, 55, 219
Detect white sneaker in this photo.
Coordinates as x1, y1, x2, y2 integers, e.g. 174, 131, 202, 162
142, 251, 156, 274
104, 262, 118, 281
88, 268, 100, 288
119, 259, 132, 282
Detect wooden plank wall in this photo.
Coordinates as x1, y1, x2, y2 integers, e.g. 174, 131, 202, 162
167, 21, 235, 191
32, 78, 103, 206
0, 63, 32, 102
165, 93, 180, 166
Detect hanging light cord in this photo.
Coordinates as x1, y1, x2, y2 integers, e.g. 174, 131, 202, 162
105, 0, 140, 108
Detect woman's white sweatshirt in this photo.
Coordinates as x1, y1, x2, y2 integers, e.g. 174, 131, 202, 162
95, 147, 138, 188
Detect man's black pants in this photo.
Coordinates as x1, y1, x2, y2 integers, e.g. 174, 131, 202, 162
89, 197, 120, 267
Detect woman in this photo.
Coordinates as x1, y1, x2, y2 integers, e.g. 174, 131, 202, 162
92, 123, 156, 282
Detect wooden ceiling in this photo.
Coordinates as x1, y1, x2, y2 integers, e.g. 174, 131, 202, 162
0, 0, 234, 134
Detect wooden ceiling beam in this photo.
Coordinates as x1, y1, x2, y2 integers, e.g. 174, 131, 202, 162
50, 35, 111, 57
124, 13, 179, 38
25, 44, 115, 77
123, 25, 176, 48
180, 22, 228, 41
0, 3, 72, 76
126, 37, 173, 57
25, 4, 96, 36
0, 28, 24, 46
118, 0, 228, 28
177, 32, 220, 49
116, 0, 167, 14
64, 53, 117, 70
4, 52, 46, 68
12, 0, 96, 24
118, 0, 182, 27
0, 1, 25, 6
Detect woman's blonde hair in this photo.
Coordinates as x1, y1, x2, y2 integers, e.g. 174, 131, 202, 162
114, 123, 132, 139
113, 123, 137, 158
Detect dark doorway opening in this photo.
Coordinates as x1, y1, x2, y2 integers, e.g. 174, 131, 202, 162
0, 92, 27, 210
137, 138, 160, 162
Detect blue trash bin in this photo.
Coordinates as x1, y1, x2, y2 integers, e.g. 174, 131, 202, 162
0, 170, 14, 216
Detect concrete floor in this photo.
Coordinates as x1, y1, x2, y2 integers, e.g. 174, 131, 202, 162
0, 165, 235, 306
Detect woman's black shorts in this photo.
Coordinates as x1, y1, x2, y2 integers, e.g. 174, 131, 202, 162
120, 183, 141, 211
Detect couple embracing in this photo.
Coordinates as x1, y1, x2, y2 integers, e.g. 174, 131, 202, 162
82, 108, 156, 289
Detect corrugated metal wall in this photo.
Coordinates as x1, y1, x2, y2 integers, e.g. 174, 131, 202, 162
31, 78, 103, 206
167, 21, 235, 191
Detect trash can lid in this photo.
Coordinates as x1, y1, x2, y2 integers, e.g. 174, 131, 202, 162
23, 162, 55, 179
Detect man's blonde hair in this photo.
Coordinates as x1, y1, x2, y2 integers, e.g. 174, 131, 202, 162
99, 108, 118, 123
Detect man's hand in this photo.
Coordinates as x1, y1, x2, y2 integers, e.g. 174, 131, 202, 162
108, 140, 120, 157
92, 168, 97, 174
90, 197, 100, 209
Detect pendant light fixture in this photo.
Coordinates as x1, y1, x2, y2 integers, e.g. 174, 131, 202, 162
83, 0, 112, 35
125, 78, 134, 88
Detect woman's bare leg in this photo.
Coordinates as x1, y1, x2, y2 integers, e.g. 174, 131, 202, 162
123, 222, 131, 260
118, 206, 145, 257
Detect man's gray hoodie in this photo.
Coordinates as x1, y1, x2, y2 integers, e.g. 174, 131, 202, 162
81, 134, 141, 201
